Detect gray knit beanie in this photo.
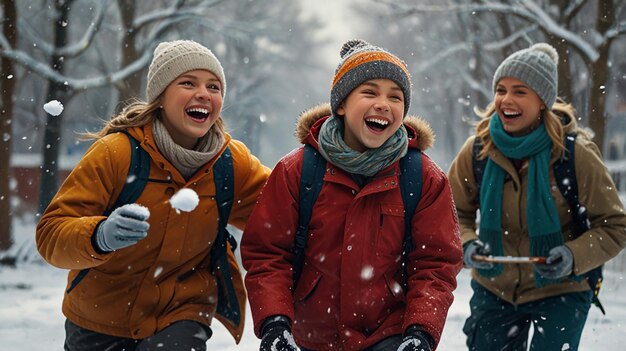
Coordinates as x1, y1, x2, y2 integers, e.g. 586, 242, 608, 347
330, 39, 412, 117
492, 43, 559, 108
146, 40, 226, 103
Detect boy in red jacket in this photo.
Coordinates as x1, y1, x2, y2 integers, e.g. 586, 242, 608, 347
241, 39, 462, 351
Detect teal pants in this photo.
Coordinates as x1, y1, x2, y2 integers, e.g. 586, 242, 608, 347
463, 280, 592, 351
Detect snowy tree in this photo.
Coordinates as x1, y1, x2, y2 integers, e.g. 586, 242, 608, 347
0, 0, 17, 251
374, 0, 626, 155
0, 0, 325, 254
196, 0, 324, 155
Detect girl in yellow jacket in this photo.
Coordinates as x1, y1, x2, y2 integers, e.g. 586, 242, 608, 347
36, 40, 270, 351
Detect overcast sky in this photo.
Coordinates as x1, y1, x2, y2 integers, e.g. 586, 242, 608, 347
299, 0, 362, 67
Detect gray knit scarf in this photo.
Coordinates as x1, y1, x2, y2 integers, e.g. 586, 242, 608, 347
152, 118, 225, 180
317, 115, 408, 177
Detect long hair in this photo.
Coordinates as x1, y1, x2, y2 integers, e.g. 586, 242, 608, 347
473, 97, 584, 160
81, 98, 226, 140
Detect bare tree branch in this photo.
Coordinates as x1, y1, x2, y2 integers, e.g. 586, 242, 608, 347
0, 44, 152, 90
606, 22, 626, 39
521, 0, 599, 62
14, 0, 112, 57
133, 0, 225, 32
0, 5, 223, 90
412, 25, 538, 75
379, 0, 600, 62
563, 0, 588, 20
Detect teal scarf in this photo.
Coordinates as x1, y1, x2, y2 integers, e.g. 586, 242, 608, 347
317, 115, 408, 177
479, 114, 563, 286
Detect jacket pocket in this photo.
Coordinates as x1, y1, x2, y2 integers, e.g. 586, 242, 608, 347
66, 268, 90, 294
377, 202, 405, 254
384, 271, 406, 303
293, 265, 322, 303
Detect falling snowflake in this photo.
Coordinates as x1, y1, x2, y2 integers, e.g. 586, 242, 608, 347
361, 265, 374, 281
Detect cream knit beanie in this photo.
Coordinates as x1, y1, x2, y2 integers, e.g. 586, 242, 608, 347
146, 40, 226, 103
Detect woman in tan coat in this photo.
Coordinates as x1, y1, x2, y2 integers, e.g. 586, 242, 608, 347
36, 40, 270, 351
448, 43, 626, 350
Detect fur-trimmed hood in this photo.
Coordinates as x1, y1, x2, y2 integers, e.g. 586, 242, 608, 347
295, 103, 435, 151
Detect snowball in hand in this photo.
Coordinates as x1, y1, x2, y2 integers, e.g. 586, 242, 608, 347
43, 100, 64, 116
169, 188, 199, 212
124, 203, 150, 220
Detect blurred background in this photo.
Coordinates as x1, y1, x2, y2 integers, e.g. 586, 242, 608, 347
1, 0, 625, 263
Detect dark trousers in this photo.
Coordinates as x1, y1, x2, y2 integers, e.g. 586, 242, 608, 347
463, 280, 592, 351
64, 319, 212, 351
300, 335, 402, 351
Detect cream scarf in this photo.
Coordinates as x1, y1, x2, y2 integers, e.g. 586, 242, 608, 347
152, 118, 225, 180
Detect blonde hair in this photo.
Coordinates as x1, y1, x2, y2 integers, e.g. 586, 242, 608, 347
82, 98, 225, 140
473, 98, 585, 160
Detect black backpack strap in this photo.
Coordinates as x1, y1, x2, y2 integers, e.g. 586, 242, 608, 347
68, 131, 150, 294
209, 147, 242, 325
211, 147, 234, 250
105, 131, 151, 215
553, 133, 604, 314
293, 144, 327, 291
553, 134, 589, 235
399, 149, 423, 291
472, 137, 487, 204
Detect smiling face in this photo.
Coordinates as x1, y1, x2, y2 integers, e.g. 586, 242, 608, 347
159, 69, 223, 149
336, 79, 405, 152
494, 77, 545, 136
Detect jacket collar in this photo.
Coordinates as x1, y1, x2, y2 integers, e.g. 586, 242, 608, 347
295, 103, 435, 152
125, 120, 233, 184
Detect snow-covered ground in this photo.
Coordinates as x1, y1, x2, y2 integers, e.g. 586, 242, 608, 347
2, 219, 625, 350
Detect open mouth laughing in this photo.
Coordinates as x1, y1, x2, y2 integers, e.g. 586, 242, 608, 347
365, 117, 390, 132
502, 109, 522, 119
186, 107, 210, 122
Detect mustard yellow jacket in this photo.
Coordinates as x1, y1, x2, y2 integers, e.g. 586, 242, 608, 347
448, 121, 626, 305
36, 122, 270, 342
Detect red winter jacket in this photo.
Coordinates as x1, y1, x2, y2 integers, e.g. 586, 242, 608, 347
241, 104, 462, 350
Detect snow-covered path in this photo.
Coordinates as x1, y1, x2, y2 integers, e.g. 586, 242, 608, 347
2, 222, 625, 350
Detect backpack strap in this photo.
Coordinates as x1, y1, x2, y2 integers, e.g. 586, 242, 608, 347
105, 131, 150, 216
399, 148, 423, 291
553, 134, 589, 235
209, 147, 242, 325
293, 144, 327, 290
472, 137, 487, 203
553, 133, 604, 314
68, 131, 150, 294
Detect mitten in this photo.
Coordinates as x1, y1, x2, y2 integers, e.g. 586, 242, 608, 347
259, 316, 298, 351
463, 240, 494, 270
94, 204, 150, 252
534, 245, 573, 279
397, 325, 434, 351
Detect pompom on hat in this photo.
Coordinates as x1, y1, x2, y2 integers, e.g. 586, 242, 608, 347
330, 39, 412, 117
492, 43, 559, 108
146, 40, 226, 103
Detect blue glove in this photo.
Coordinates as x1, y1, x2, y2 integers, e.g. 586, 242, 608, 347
463, 240, 494, 270
397, 325, 434, 351
94, 204, 150, 252
534, 245, 573, 279
259, 316, 297, 351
